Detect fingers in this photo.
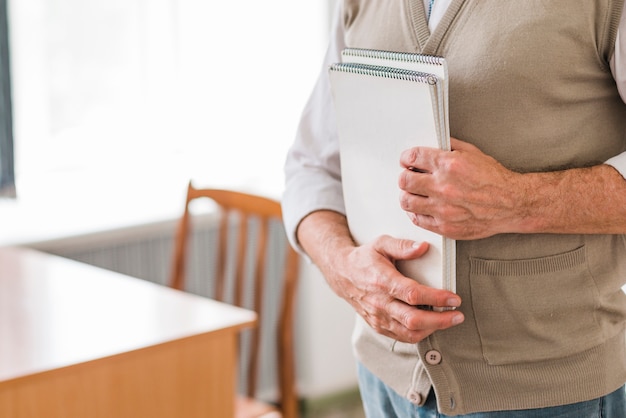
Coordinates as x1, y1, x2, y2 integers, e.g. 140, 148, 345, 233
392, 276, 461, 308
400, 146, 438, 172
391, 300, 464, 331
367, 219, 463, 340
399, 138, 475, 178
367, 299, 465, 344
369, 235, 461, 308
336, 235, 464, 344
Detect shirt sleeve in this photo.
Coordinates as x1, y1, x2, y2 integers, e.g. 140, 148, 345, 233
281, 1, 347, 253
606, 0, 626, 177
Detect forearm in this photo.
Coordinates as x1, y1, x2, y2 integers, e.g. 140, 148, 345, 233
296, 210, 356, 269
516, 164, 626, 234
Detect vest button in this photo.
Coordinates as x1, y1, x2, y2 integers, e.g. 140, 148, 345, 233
425, 349, 442, 365
408, 391, 422, 405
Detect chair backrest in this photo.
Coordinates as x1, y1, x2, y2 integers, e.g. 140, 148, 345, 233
169, 181, 300, 418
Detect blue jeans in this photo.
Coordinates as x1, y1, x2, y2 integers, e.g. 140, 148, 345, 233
357, 363, 626, 417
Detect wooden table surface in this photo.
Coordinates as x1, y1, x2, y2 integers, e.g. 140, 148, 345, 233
0, 246, 257, 418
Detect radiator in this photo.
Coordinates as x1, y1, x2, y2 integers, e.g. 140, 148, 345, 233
34, 214, 288, 403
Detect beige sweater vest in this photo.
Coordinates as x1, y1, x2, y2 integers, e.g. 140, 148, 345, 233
342, 0, 626, 415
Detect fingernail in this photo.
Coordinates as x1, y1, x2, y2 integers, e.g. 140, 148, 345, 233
446, 297, 461, 307
452, 313, 464, 325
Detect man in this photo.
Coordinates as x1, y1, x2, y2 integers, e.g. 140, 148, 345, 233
282, 0, 626, 416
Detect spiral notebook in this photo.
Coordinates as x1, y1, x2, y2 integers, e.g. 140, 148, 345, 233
329, 48, 455, 295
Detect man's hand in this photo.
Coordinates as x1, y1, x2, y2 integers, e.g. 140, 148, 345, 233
297, 210, 464, 344
398, 138, 530, 240
399, 137, 626, 239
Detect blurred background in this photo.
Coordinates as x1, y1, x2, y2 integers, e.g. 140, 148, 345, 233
5, 0, 336, 223
0, 0, 365, 416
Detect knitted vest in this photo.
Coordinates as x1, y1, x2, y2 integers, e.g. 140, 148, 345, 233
343, 0, 626, 415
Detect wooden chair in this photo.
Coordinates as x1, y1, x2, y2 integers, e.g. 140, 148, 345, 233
169, 181, 300, 418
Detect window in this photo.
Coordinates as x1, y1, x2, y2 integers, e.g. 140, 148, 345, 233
8, 0, 331, 204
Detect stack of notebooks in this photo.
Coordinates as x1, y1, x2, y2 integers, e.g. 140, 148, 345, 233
329, 48, 455, 296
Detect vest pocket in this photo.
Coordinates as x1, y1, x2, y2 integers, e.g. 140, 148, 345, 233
468, 245, 603, 365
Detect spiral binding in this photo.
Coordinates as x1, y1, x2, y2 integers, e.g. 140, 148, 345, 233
330, 62, 438, 85
342, 48, 445, 67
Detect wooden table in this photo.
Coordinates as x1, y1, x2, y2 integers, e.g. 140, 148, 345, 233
0, 247, 257, 418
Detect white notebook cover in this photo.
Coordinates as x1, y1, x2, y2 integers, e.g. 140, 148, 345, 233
329, 50, 455, 294
341, 48, 450, 149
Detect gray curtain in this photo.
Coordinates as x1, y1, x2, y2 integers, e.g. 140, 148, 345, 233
0, 0, 14, 198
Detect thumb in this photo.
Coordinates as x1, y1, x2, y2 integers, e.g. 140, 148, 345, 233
372, 235, 430, 261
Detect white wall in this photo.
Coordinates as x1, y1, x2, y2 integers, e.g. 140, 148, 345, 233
295, 261, 359, 398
